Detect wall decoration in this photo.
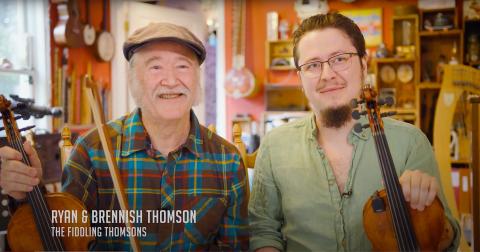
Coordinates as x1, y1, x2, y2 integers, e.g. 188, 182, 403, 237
340, 8, 383, 47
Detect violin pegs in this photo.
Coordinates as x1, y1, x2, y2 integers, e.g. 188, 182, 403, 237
352, 110, 367, 120
351, 98, 365, 108
381, 111, 397, 118
19, 125, 35, 132
354, 123, 369, 133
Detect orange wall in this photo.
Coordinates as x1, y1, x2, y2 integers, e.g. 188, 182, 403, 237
224, 0, 417, 138
49, 0, 111, 118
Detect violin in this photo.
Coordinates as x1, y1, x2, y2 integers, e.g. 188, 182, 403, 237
0, 95, 93, 251
352, 85, 445, 251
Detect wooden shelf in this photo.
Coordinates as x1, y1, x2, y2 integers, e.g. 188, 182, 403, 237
467, 60, 480, 66
374, 57, 416, 63
418, 82, 442, 89
452, 159, 470, 165
419, 29, 462, 37
381, 107, 417, 115
419, 7, 455, 13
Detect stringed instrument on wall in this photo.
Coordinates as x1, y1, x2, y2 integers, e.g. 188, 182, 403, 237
95, 0, 115, 62
82, 0, 96, 46
0, 95, 93, 251
352, 85, 445, 251
53, 0, 84, 48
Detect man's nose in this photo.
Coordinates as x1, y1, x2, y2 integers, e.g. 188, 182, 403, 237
161, 67, 178, 86
320, 63, 336, 80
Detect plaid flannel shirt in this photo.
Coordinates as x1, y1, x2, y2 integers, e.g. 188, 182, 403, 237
62, 109, 249, 251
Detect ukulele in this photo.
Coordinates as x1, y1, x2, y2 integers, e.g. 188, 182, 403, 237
53, 0, 84, 48
352, 85, 445, 251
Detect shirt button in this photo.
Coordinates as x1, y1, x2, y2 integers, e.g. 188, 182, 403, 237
342, 239, 347, 247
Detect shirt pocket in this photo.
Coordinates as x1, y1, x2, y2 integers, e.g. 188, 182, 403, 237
182, 196, 228, 245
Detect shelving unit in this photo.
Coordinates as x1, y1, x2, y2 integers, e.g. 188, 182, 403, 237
263, 39, 308, 138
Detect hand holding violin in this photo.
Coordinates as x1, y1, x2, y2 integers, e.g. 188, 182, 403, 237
399, 170, 454, 250
0, 141, 42, 200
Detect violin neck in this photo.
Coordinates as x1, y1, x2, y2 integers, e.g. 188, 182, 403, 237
4, 116, 65, 251
372, 118, 420, 251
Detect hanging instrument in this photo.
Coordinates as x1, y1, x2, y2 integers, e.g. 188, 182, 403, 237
0, 95, 93, 251
352, 85, 445, 251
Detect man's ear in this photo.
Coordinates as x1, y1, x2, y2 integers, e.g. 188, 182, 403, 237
361, 56, 368, 77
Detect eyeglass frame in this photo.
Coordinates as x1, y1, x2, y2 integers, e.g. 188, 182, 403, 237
297, 52, 360, 78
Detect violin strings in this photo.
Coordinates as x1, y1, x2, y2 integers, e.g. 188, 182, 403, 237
378, 124, 419, 251
8, 124, 51, 245
379, 131, 418, 250
9, 122, 64, 250
371, 112, 418, 251
374, 118, 414, 251
10, 129, 56, 250
371, 118, 407, 250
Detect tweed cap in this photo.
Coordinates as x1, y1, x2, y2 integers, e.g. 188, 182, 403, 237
123, 22, 206, 64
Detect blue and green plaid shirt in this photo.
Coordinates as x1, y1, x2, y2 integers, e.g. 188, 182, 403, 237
62, 109, 249, 251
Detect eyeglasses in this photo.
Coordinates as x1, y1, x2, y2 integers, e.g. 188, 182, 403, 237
298, 52, 359, 78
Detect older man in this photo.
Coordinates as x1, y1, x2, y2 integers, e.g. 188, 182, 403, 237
0, 23, 248, 251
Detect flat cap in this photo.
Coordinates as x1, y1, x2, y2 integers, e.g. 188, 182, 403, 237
123, 22, 206, 64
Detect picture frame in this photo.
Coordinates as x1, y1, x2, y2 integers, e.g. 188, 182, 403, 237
340, 8, 383, 47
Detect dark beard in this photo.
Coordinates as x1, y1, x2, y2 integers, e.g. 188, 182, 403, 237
321, 104, 352, 128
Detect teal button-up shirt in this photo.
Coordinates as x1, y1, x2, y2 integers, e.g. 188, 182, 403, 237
249, 113, 460, 251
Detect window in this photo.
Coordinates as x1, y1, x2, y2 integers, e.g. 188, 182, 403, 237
0, 0, 50, 135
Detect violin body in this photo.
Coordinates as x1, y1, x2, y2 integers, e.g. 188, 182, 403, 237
8, 192, 94, 251
363, 189, 445, 251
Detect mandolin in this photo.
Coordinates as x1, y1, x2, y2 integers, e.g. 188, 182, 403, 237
0, 95, 93, 251
352, 85, 445, 251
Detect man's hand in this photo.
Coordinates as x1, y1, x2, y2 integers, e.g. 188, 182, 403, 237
399, 170, 438, 211
0, 141, 42, 200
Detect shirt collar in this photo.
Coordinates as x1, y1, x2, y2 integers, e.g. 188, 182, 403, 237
120, 108, 203, 158
307, 113, 370, 142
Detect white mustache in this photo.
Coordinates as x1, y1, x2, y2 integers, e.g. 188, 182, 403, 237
155, 87, 190, 96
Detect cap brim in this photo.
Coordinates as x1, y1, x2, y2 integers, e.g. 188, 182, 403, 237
123, 37, 206, 64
